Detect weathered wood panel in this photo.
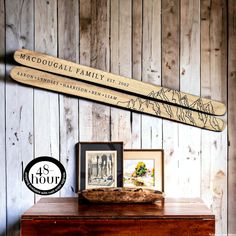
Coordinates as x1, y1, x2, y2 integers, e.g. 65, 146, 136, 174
79, 0, 110, 143
162, 0, 180, 197
131, 0, 142, 148
34, 0, 59, 199
111, 0, 132, 147
0, 1, 6, 235
34, 0, 58, 157
201, 0, 227, 234
142, 0, 162, 148
201, 0, 228, 234
5, 0, 34, 235
79, 0, 93, 141
228, 0, 236, 233
162, 0, 179, 90
90, 0, 110, 141
58, 0, 79, 197
179, 0, 201, 197
200, 0, 213, 209
209, 1, 228, 232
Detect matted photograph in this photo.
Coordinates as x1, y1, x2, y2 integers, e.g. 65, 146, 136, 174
86, 150, 117, 189
78, 142, 123, 190
123, 149, 164, 191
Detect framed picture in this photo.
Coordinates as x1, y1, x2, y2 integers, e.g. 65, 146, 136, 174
123, 149, 164, 191
78, 142, 123, 190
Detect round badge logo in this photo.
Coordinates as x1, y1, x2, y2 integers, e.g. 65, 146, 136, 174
24, 156, 66, 195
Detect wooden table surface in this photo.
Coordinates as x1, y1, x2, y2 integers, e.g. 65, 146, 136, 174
22, 197, 214, 219
21, 198, 215, 236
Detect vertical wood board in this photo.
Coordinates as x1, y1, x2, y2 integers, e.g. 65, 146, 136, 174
179, 0, 201, 197
110, 0, 132, 147
79, 0, 93, 142
34, 0, 59, 158
201, 0, 228, 234
162, 0, 180, 197
162, 0, 180, 90
0, 0, 6, 234
58, 0, 79, 197
131, 0, 142, 148
200, 0, 213, 208
5, 0, 34, 234
142, 0, 162, 149
79, 0, 110, 143
34, 0, 59, 200
90, 0, 110, 141
228, 0, 236, 233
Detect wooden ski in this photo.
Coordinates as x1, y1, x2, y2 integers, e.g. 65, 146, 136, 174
14, 49, 226, 116
10, 66, 225, 132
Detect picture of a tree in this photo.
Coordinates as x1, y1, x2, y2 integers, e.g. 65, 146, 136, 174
124, 158, 157, 189
132, 162, 147, 177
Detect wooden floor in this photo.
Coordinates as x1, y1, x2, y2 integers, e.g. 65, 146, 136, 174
0, 0, 235, 235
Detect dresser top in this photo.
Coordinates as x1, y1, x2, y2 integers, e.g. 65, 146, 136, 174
21, 197, 214, 220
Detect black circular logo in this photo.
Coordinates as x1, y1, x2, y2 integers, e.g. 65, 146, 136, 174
24, 156, 66, 195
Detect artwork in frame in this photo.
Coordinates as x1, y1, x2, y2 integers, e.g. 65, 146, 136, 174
123, 149, 164, 191
78, 142, 123, 190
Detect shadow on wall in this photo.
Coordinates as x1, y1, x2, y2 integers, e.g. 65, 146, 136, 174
0, 220, 20, 236
0, 50, 22, 84
1, 50, 16, 65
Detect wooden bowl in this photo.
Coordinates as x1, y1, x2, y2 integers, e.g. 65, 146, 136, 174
79, 187, 164, 204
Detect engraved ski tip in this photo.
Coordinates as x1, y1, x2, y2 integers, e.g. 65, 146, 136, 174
14, 48, 33, 63
220, 104, 227, 116
10, 66, 25, 83
10, 66, 18, 79
13, 48, 28, 62
212, 100, 227, 116
213, 117, 226, 132
14, 49, 22, 64
220, 119, 226, 132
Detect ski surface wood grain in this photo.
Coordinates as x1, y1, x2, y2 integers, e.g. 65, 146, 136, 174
10, 66, 225, 132
14, 49, 226, 116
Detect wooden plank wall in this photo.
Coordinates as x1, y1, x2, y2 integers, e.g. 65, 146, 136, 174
228, 0, 236, 234
0, 0, 234, 235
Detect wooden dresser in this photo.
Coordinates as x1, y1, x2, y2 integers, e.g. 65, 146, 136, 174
21, 197, 215, 236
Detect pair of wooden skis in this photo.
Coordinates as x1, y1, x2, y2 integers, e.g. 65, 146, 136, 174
10, 49, 226, 132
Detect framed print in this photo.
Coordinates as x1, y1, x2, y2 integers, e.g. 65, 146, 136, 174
78, 142, 123, 190
123, 149, 164, 191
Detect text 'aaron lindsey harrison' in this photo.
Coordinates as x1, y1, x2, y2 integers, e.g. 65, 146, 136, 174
16, 71, 118, 101
16, 71, 88, 92
19, 53, 105, 81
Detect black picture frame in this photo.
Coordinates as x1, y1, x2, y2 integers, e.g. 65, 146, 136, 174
78, 142, 123, 190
